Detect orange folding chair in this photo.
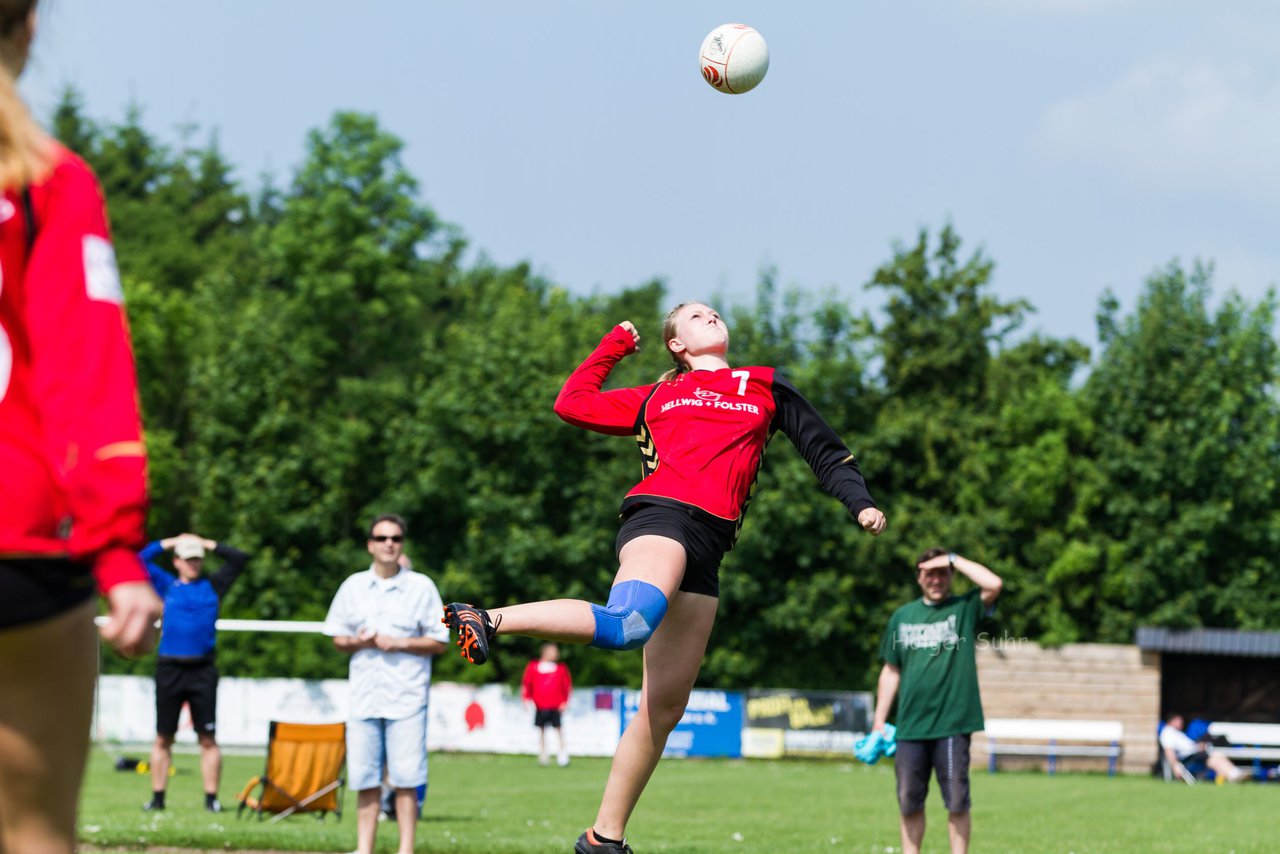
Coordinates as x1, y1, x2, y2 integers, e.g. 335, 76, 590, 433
236, 721, 346, 822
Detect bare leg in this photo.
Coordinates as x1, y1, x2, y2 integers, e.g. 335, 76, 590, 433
947, 810, 970, 854
556, 726, 569, 766
489, 599, 596, 642
538, 726, 549, 764
0, 601, 98, 854
394, 787, 417, 854
150, 733, 174, 794
354, 788, 379, 854
592, 590, 718, 840
490, 535, 689, 642
900, 810, 925, 854
197, 733, 221, 798
1207, 753, 1243, 781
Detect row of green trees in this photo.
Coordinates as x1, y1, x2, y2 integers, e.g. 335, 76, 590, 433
61, 93, 1279, 690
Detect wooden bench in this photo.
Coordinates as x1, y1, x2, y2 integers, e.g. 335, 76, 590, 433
1207, 722, 1280, 777
984, 718, 1124, 776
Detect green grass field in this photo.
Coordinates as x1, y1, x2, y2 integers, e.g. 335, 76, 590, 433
78, 748, 1274, 853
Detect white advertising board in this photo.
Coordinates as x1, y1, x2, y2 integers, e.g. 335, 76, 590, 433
94, 675, 621, 757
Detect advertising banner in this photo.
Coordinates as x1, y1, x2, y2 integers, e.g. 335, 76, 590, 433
620, 688, 744, 758
93, 676, 621, 756
742, 689, 872, 758
97, 678, 860, 761
95, 675, 351, 747
427, 683, 620, 757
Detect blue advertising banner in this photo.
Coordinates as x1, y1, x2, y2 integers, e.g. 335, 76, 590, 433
620, 688, 744, 758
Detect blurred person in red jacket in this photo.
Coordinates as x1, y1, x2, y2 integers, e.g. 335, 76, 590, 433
522, 642, 573, 766
0, 2, 162, 852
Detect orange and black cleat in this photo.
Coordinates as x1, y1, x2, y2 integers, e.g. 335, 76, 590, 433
442, 603, 499, 665
575, 828, 633, 853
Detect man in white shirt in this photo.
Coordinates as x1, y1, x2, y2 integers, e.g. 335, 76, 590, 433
324, 514, 450, 854
1159, 714, 1244, 783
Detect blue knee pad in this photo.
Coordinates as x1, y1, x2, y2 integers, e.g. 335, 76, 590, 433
589, 580, 669, 650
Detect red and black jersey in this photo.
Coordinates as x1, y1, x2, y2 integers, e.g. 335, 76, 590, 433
553, 325, 876, 534
0, 144, 149, 594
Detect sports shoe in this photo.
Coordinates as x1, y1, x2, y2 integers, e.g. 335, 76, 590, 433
442, 603, 499, 665
575, 828, 633, 853
206, 797, 223, 813
141, 798, 164, 812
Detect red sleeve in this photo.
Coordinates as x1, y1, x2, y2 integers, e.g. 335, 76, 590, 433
24, 154, 148, 593
521, 661, 536, 702
559, 663, 572, 705
553, 325, 653, 436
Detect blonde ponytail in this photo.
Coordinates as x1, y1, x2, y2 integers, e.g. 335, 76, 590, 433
0, 0, 49, 192
656, 301, 696, 382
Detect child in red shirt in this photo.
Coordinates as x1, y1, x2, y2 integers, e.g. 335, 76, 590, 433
521, 643, 572, 766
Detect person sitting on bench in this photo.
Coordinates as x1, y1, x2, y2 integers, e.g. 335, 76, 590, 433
1160, 714, 1244, 783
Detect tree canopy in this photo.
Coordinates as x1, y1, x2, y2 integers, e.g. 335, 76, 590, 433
64, 92, 1280, 690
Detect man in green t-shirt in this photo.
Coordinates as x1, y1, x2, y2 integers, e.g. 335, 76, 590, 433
871, 547, 1002, 854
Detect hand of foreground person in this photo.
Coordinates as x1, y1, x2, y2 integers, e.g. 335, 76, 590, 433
100, 581, 163, 657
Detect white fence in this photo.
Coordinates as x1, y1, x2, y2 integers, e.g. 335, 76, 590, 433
93, 620, 868, 760
93, 617, 623, 755
94, 675, 623, 756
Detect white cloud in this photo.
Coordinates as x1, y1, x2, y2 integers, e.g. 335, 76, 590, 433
1033, 59, 1280, 199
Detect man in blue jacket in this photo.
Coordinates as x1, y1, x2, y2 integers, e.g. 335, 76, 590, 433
139, 533, 248, 813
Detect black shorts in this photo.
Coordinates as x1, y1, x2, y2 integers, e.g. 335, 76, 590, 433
0, 558, 95, 630
615, 502, 735, 597
534, 709, 562, 729
894, 734, 972, 814
155, 659, 219, 737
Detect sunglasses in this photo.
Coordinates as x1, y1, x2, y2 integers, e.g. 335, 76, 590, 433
369, 535, 404, 543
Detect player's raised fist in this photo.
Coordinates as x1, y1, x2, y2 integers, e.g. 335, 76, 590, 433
858, 507, 887, 536
618, 320, 641, 349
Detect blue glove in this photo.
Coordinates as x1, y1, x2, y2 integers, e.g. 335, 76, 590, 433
854, 723, 897, 765
853, 731, 883, 764
853, 731, 880, 764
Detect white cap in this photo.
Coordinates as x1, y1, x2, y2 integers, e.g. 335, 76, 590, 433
174, 537, 206, 560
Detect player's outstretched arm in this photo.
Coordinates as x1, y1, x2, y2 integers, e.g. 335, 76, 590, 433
770, 372, 886, 535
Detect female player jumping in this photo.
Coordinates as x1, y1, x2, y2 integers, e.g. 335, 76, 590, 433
443, 302, 886, 854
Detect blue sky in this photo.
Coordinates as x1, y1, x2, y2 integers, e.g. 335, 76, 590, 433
20, 1, 1280, 349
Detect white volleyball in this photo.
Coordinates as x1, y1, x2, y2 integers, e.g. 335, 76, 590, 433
699, 24, 769, 94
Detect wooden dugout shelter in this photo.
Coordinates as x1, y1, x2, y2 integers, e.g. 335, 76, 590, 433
968, 629, 1280, 775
